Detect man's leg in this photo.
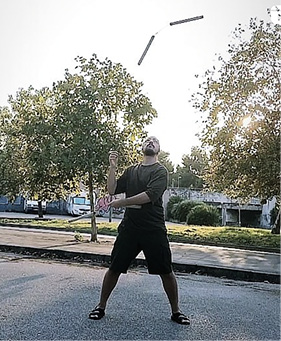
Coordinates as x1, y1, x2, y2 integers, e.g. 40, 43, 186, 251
159, 272, 179, 313
98, 269, 121, 309
160, 272, 190, 325
89, 269, 121, 319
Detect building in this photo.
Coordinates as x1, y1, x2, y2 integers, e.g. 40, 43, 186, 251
163, 188, 276, 228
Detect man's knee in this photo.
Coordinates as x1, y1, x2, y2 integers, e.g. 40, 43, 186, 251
160, 272, 176, 281
107, 268, 121, 278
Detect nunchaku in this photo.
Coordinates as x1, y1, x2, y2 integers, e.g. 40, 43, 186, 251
138, 15, 204, 65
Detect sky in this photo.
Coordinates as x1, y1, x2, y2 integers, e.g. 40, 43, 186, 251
0, 0, 278, 165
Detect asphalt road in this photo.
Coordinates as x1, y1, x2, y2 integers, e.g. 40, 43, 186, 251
0, 252, 280, 341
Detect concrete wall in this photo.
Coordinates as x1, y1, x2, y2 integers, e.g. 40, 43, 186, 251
163, 188, 274, 228
0, 196, 24, 212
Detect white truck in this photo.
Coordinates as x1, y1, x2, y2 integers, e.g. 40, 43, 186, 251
66, 193, 92, 216
24, 199, 47, 213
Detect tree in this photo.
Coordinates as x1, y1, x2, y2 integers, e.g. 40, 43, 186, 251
0, 106, 22, 200
191, 19, 280, 208
1, 89, 74, 217
53, 55, 157, 241
158, 150, 175, 186
175, 146, 208, 188
1, 54, 156, 235
158, 151, 174, 173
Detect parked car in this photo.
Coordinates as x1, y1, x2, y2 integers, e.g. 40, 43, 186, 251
66, 193, 92, 216
24, 199, 46, 213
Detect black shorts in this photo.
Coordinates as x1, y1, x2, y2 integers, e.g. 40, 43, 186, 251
109, 227, 172, 275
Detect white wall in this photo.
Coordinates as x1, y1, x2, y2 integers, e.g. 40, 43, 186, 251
164, 188, 275, 228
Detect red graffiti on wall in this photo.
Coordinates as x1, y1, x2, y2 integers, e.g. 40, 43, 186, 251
95, 195, 125, 216
95, 195, 113, 213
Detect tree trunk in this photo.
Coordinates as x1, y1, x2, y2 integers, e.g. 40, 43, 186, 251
38, 200, 44, 218
271, 210, 280, 234
90, 214, 98, 242
88, 171, 98, 242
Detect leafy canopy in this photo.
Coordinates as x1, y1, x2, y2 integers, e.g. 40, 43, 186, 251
0, 54, 157, 205
52, 54, 157, 189
191, 19, 280, 202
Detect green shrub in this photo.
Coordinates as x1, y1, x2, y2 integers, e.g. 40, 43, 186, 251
166, 196, 183, 220
171, 202, 181, 221
187, 204, 220, 226
173, 200, 204, 222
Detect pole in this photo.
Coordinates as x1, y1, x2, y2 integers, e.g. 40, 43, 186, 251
238, 203, 241, 227
178, 176, 181, 188
109, 206, 112, 223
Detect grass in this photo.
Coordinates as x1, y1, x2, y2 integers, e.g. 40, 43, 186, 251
0, 218, 280, 251
167, 224, 280, 250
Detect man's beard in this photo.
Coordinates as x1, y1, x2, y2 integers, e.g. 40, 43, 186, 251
143, 146, 158, 156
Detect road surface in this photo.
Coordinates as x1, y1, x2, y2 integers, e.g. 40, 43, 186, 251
0, 252, 280, 340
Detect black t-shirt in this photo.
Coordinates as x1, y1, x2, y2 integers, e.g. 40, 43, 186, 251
114, 162, 168, 231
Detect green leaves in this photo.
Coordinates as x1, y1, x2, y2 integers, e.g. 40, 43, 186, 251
1, 53, 157, 203
173, 147, 207, 189
158, 151, 175, 174
192, 19, 280, 202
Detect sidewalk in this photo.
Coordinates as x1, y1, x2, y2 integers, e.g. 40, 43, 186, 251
0, 223, 279, 284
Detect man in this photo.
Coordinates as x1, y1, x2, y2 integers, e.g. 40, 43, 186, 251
89, 136, 190, 325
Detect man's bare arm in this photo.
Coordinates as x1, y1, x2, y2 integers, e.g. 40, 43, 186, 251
107, 166, 117, 195
107, 151, 118, 195
109, 192, 151, 208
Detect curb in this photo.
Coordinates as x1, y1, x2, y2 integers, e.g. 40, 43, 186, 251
1, 244, 279, 284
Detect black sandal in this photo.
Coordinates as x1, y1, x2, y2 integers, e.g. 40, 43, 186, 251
89, 306, 105, 320
171, 312, 190, 325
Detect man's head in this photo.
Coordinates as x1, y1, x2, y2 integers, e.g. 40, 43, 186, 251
142, 136, 160, 156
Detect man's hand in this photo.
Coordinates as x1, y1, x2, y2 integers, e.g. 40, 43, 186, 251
109, 151, 118, 168
108, 198, 126, 208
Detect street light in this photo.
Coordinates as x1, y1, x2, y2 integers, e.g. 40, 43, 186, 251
178, 176, 181, 188
169, 172, 173, 188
